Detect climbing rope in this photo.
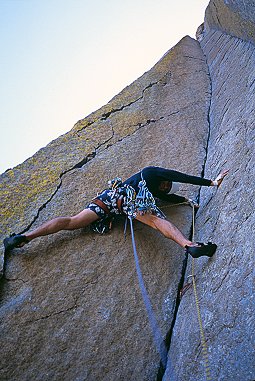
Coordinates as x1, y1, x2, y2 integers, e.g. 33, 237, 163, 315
191, 204, 212, 381
128, 191, 212, 378
128, 215, 168, 369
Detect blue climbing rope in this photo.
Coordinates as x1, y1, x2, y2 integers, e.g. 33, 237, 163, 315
128, 215, 168, 368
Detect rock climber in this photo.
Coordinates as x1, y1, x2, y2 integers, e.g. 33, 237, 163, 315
3, 166, 229, 258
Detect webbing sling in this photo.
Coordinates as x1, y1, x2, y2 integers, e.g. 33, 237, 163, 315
128, 215, 168, 369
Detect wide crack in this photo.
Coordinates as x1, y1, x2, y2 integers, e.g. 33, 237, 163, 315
157, 49, 213, 380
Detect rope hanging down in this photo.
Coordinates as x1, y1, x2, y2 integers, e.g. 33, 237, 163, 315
129, 202, 213, 380
126, 175, 212, 378
128, 215, 168, 369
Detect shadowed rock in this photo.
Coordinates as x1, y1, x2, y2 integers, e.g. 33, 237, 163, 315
164, 1, 255, 380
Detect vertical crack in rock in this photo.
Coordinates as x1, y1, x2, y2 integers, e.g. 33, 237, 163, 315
200, 65, 213, 185
156, 216, 201, 381
157, 52, 213, 381
157, 254, 189, 381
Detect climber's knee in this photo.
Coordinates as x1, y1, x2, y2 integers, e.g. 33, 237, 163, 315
67, 209, 99, 230
135, 213, 160, 230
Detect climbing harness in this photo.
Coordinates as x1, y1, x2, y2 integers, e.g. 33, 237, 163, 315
190, 204, 212, 381
90, 173, 166, 234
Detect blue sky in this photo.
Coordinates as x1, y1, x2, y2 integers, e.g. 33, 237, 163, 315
0, 0, 209, 174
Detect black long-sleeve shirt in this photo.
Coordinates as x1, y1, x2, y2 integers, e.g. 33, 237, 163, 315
123, 166, 211, 203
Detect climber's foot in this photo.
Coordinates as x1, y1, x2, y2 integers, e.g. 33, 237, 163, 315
185, 242, 217, 258
3, 234, 29, 253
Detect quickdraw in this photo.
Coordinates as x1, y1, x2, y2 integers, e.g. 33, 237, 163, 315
125, 172, 166, 219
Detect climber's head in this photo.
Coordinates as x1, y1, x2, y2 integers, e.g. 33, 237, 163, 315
158, 181, 180, 194
158, 181, 171, 193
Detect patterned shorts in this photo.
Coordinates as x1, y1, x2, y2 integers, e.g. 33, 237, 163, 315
86, 187, 166, 220
86, 189, 125, 219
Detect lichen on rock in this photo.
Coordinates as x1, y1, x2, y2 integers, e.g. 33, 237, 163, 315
0, 1, 254, 380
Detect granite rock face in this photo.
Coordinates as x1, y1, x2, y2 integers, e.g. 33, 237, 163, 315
1, 0, 254, 379
204, 0, 255, 44
0, 37, 211, 380
164, 1, 255, 380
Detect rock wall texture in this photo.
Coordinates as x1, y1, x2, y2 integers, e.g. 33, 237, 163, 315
0, 0, 254, 380
204, 0, 255, 44
0, 37, 211, 381
164, 1, 255, 381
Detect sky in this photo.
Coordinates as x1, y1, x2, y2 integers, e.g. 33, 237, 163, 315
0, 0, 209, 174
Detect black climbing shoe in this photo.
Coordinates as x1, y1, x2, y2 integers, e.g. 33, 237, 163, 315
185, 242, 217, 258
3, 234, 28, 252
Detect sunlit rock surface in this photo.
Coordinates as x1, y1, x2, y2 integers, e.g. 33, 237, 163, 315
1, 0, 254, 379
0, 37, 211, 380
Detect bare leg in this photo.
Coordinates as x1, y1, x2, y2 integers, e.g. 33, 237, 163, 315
135, 213, 194, 248
25, 209, 99, 242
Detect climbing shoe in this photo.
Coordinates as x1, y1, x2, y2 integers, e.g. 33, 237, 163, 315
185, 242, 217, 258
3, 233, 28, 252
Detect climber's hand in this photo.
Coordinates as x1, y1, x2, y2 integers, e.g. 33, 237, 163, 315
212, 169, 229, 187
